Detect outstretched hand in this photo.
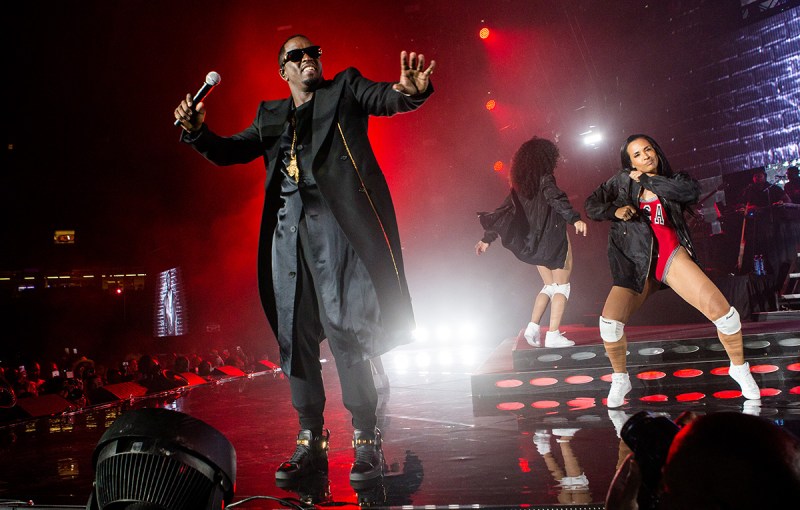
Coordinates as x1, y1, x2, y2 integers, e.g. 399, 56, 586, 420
393, 51, 436, 96
475, 241, 489, 256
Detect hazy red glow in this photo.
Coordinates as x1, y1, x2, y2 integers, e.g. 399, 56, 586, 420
566, 397, 596, 409
479, 27, 491, 40
530, 377, 559, 386
564, 375, 593, 384
676, 392, 706, 402
637, 371, 666, 380
713, 390, 743, 399
496, 379, 524, 388
640, 394, 668, 402
496, 401, 525, 410
531, 400, 560, 409
751, 364, 779, 373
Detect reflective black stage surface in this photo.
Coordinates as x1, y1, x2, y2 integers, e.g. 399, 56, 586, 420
1, 319, 799, 509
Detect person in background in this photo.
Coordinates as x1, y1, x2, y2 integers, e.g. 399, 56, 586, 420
476, 137, 587, 348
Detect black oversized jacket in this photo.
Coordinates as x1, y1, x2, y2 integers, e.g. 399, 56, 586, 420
478, 174, 582, 269
182, 67, 432, 371
584, 171, 700, 293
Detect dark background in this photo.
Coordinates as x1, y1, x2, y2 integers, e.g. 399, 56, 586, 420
2, 0, 798, 366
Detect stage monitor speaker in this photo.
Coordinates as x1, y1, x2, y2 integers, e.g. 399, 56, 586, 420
180, 371, 210, 386
92, 381, 149, 404
15, 393, 74, 418
88, 408, 236, 510
212, 365, 246, 377
258, 359, 280, 370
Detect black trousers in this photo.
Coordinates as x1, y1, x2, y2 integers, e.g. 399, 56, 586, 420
288, 218, 378, 433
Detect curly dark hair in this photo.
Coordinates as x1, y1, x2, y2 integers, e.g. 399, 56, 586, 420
510, 137, 560, 199
620, 134, 674, 178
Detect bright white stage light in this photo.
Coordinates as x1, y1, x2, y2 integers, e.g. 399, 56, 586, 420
459, 347, 479, 367
415, 352, 431, 369
458, 321, 478, 341
583, 132, 602, 145
391, 352, 410, 372
436, 324, 452, 342
437, 349, 454, 367
413, 327, 430, 342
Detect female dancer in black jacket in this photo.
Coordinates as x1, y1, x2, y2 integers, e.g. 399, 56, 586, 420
585, 134, 761, 407
476, 137, 587, 348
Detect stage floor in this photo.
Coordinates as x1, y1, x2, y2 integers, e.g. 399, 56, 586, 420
1, 318, 799, 509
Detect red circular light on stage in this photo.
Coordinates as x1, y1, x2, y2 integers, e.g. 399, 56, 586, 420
640, 394, 669, 402
710, 366, 730, 376
636, 371, 666, 380
760, 388, 781, 397
601, 373, 614, 382
495, 379, 523, 388
479, 27, 490, 39
787, 363, 800, 372
531, 400, 560, 409
566, 397, 596, 408
530, 377, 558, 386
493, 161, 504, 172
712, 390, 742, 399
751, 364, 779, 374
565, 375, 593, 384
485, 99, 496, 111
676, 392, 706, 402
496, 402, 525, 411
790, 386, 800, 395
673, 368, 703, 378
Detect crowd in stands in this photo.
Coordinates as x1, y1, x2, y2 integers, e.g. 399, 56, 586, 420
0, 345, 267, 415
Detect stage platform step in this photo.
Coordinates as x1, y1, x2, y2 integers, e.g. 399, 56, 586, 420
471, 324, 800, 419
511, 330, 800, 371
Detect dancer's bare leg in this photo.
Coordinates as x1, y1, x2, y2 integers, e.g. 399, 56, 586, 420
664, 249, 744, 364
664, 248, 760, 399
531, 266, 553, 325
547, 239, 574, 331
601, 279, 657, 373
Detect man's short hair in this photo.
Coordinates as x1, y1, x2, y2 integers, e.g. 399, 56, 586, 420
278, 33, 310, 69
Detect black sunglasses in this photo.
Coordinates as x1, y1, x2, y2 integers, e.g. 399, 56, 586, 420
282, 46, 322, 66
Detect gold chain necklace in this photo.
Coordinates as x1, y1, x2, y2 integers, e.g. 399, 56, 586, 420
286, 116, 300, 183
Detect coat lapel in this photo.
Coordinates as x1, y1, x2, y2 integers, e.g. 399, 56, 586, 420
311, 79, 339, 168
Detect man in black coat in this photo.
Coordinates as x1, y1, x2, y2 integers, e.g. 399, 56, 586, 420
174, 34, 435, 485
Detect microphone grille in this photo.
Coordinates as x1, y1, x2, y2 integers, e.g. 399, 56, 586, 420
205, 71, 221, 86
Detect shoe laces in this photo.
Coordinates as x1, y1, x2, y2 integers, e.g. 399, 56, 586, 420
354, 442, 378, 465
288, 443, 311, 463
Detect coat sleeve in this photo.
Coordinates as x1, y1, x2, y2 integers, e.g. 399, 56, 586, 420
585, 174, 622, 221
541, 175, 581, 224
477, 193, 514, 244
344, 67, 433, 117
639, 172, 700, 205
180, 106, 265, 166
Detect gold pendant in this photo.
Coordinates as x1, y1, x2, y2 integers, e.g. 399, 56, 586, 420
287, 156, 300, 183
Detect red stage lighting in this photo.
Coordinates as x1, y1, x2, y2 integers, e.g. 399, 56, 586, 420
479, 27, 490, 39
115, 288, 123, 295
493, 160, 504, 172
485, 99, 496, 111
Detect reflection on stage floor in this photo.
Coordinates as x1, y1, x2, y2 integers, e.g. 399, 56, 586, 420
1, 318, 799, 509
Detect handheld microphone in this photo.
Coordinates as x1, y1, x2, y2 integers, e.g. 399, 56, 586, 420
174, 71, 221, 127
